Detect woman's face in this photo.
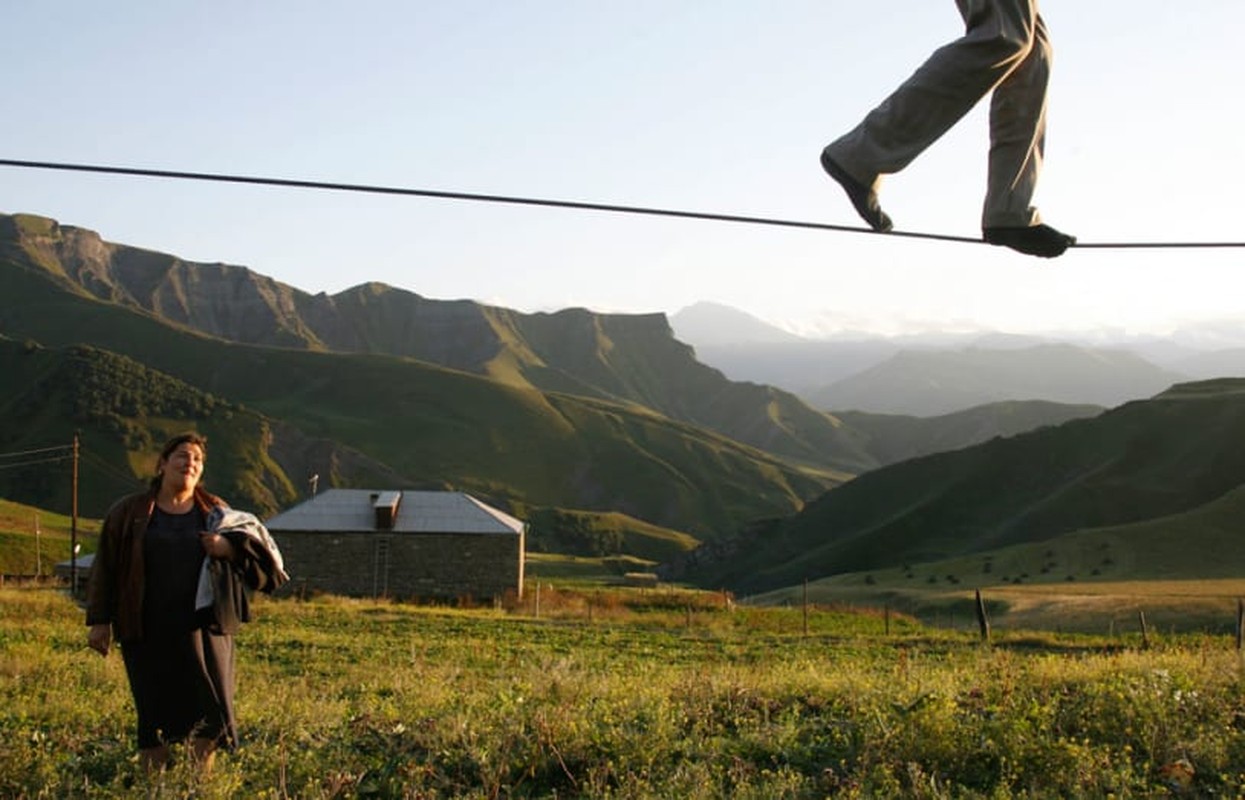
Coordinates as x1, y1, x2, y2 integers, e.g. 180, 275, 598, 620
158, 442, 205, 494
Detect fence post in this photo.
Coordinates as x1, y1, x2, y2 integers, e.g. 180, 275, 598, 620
884, 604, 891, 636
1236, 599, 1244, 652
1139, 609, 1150, 649
975, 589, 990, 643
802, 579, 809, 637
534, 582, 541, 619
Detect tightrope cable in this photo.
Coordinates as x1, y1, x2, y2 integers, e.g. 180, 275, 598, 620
3, 158, 1242, 250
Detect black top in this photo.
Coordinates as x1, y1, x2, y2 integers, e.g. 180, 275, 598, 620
142, 506, 209, 637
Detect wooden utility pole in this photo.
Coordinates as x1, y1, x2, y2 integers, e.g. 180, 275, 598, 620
70, 432, 80, 595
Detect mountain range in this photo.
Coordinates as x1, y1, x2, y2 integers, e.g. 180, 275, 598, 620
670, 301, 1245, 416
666, 378, 1245, 595
4, 211, 1242, 593
4, 214, 878, 473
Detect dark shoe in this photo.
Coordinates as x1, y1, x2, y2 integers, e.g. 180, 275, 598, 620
983, 224, 1077, 258
820, 148, 892, 232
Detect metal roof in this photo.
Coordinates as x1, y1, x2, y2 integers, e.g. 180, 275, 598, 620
265, 489, 524, 535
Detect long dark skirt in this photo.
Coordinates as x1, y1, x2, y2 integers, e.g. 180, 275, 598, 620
120, 629, 236, 750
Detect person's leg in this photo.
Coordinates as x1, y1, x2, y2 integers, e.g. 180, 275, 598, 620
823, 0, 1040, 229
192, 630, 238, 751
979, 6, 1076, 256
980, 5, 1048, 228
138, 744, 170, 773
121, 639, 176, 773
190, 737, 218, 772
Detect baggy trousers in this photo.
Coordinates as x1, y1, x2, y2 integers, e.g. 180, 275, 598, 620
824, 0, 1051, 228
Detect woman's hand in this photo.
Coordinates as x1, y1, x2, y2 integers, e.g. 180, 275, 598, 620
88, 623, 111, 656
200, 532, 236, 560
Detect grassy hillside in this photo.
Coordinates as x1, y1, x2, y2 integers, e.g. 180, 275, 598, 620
744, 484, 1245, 632
836, 400, 1104, 466
824, 482, 1245, 591
0, 262, 842, 537
0, 213, 878, 474
0, 497, 99, 574
522, 506, 700, 563
675, 379, 1245, 594
0, 338, 300, 516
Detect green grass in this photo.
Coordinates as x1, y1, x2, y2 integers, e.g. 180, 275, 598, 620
5, 587, 1245, 797
741, 484, 1245, 634
0, 498, 98, 575
525, 552, 655, 582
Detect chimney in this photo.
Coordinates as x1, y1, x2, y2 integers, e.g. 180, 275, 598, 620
373, 491, 402, 530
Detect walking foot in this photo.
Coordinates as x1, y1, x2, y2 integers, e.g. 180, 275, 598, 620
820, 148, 892, 232
983, 224, 1077, 258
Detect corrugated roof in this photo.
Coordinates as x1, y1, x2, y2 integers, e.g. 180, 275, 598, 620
265, 489, 524, 535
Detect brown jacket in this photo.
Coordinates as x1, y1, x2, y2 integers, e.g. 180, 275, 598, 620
85, 486, 224, 643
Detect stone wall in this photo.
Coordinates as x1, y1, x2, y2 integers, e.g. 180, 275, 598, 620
274, 529, 524, 601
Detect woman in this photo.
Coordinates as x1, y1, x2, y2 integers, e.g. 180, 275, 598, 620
85, 432, 284, 771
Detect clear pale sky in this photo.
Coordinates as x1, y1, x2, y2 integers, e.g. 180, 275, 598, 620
3, 1, 1242, 338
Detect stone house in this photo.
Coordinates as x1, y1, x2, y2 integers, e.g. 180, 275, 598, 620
266, 489, 525, 601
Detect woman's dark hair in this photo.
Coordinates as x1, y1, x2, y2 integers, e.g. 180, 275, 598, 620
149, 432, 208, 491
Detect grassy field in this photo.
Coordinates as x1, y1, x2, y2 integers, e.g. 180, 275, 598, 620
4, 586, 1245, 798
757, 576, 1245, 638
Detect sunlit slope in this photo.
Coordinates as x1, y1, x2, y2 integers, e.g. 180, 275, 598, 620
0, 338, 304, 515
0, 263, 841, 536
0, 212, 877, 474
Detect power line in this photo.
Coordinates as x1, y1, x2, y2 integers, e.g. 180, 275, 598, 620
3, 157, 1242, 250
0, 455, 73, 472
0, 444, 74, 460
80, 449, 145, 486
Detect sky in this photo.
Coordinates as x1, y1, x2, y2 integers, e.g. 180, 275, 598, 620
2, 1, 1243, 340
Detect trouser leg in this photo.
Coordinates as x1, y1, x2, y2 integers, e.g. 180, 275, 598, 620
825, 0, 1042, 194
982, 10, 1050, 228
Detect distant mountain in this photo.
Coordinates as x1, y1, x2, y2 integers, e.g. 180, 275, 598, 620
669, 301, 803, 345
1170, 348, 1245, 381
668, 378, 1245, 595
834, 400, 1104, 466
671, 302, 1244, 416
808, 344, 1186, 416
0, 214, 875, 474
679, 339, 903, 398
